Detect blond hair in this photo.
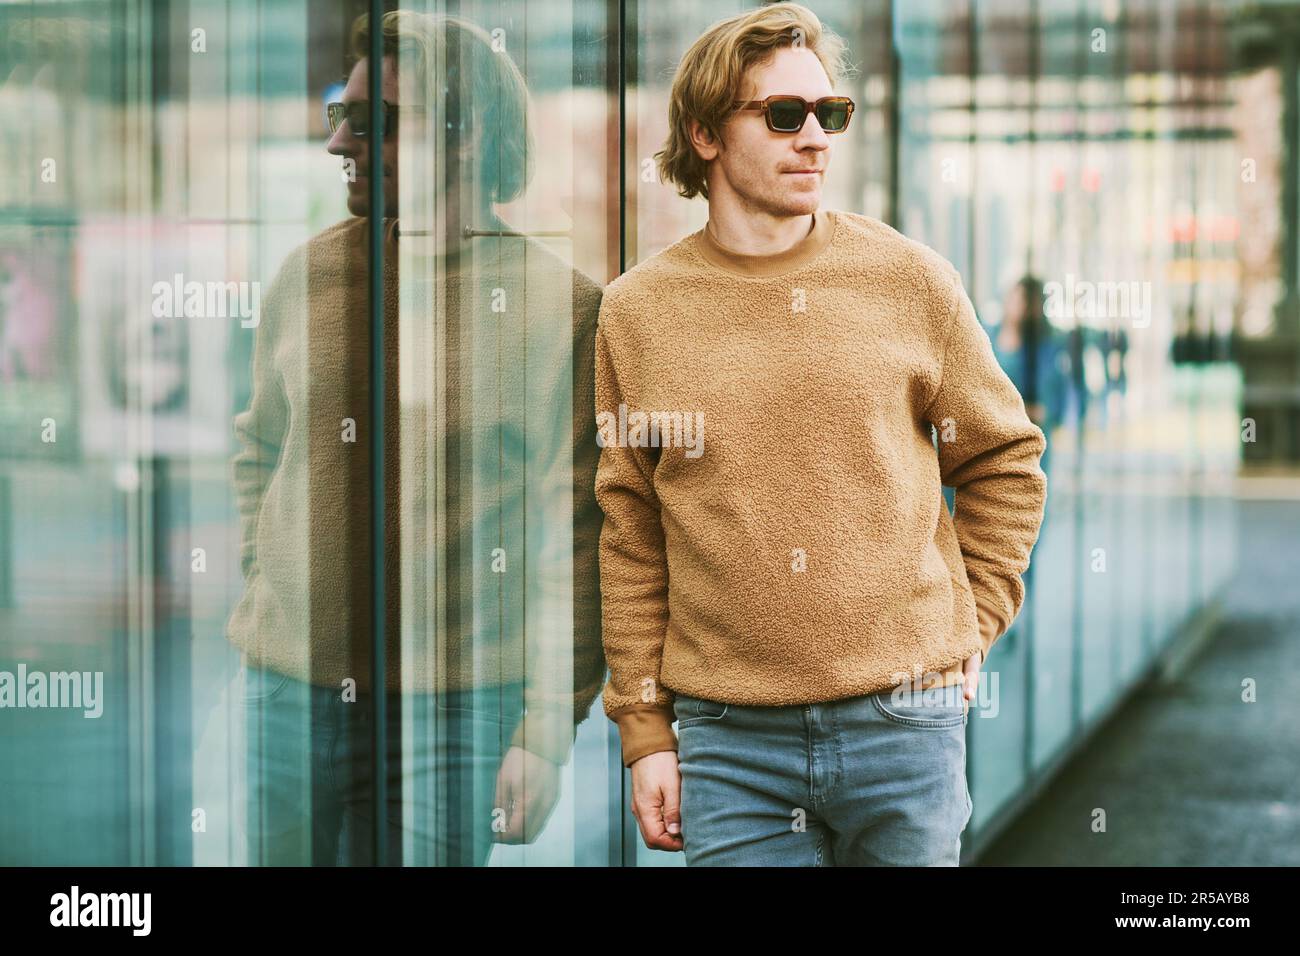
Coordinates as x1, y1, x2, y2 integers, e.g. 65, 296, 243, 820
656, 2, 853, 201
350, 10, 533, 203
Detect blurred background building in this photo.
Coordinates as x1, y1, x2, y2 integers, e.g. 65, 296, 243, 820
0, 0, 1296, 865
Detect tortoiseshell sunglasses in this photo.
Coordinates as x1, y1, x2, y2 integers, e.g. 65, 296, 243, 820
732, 95, 855, 133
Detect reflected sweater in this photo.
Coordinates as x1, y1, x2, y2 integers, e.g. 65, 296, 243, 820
225, 216, 606, 767
596, 208, 1048, 767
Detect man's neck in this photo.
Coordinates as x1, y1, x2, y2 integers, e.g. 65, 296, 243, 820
695, 207, 833, 278
704, 204, 815, 258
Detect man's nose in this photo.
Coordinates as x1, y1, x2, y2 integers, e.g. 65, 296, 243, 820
326, 121, 359, 156
792, 112, 830, 150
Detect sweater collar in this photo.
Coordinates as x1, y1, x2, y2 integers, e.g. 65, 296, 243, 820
696, 209, 835, 277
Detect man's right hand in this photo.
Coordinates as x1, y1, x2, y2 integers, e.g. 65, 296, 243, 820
629, 750, 683, 852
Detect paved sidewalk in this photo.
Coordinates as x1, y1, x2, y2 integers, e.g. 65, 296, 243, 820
979, 498, 1300, 866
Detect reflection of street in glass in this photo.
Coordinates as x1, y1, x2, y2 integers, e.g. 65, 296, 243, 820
105, 293, 189, 413
0, 252, 58, 384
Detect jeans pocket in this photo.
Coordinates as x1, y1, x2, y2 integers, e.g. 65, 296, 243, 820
674, 693, 729, 728
241, 665, 292, 705
871, 682, 967, 728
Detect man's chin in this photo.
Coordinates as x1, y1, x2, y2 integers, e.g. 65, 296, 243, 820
782, 190, 821, 216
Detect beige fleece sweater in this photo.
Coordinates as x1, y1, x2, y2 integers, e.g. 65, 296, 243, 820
225, 215, 606, 766
595, 208, 1048, 767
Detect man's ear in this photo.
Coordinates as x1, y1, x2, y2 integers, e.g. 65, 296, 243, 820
689, 118, 721, 162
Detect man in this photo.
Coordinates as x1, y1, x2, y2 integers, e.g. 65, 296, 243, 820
988, 275, 1075, 482
227, 10, 604, 865
595, 2, 1047, 866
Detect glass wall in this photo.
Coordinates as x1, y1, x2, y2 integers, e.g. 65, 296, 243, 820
0, 0, 1251, 865
888, 0, 1242, 841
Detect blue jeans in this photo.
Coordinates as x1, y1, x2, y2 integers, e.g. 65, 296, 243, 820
239, 661, 525, 866
673, 682, 973, 866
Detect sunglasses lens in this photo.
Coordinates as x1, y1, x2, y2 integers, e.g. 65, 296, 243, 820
349, 103, 370, 136
767, 99, 805, 132
327, 102, 381, 136
818, 99, 850, 132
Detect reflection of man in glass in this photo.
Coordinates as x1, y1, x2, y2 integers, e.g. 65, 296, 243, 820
226, 10, 604, 865
596, 2, 1046, 865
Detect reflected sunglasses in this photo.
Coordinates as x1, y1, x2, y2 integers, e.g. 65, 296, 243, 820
732, 95, 855, 134
326, 100, 426, 138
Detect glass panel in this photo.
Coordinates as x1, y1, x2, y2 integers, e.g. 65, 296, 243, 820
389, 0, 616, 865
966, 0, 1035, 823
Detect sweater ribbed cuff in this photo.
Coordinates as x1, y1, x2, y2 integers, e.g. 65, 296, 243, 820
611, 704, 678, 768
